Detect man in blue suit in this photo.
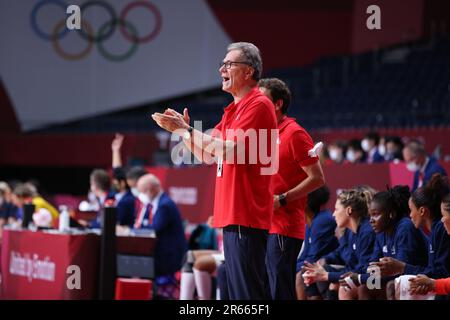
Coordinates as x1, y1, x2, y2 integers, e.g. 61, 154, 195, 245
135, 174, 187, 277
403, 139, 447, 192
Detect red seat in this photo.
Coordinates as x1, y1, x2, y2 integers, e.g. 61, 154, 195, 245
115, 278, 152, 300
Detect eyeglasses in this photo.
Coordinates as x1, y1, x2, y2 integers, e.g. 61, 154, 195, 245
220, 61, 251, 69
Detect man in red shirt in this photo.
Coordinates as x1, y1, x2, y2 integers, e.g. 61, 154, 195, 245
258, 78, 325, 300
152, 42, 277, 299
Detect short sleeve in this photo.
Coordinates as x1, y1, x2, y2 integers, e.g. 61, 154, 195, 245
288, 130, 318, 167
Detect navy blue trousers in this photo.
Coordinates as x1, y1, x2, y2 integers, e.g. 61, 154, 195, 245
223, 225, 270, 300
266, 234, 303, 300
217, 263, 229, 300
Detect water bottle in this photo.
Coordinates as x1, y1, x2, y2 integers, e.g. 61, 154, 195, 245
59, 205, 70, 232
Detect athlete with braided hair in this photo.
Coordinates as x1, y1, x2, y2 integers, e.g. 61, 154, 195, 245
339, 185, 428, 299
370, 174, 450, 299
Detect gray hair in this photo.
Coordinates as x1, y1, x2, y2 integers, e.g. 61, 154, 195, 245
146, 174, 161, 188
405, 139, 426, 157
227, 42, 262, 81
138, 174, 161, 190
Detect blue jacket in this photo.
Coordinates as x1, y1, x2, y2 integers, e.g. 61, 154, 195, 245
115, 190, 136, 227
325, 218, 376, 283
138, 192, 188, 276
89, 192, 116, 229
412, 157, 447, 191
0, 202, 19, 219
323, 229, 352, 267
361, 217, 428, 283
368, 149, 385, 163
297, 210, 339, 272
404, 219, 450, 279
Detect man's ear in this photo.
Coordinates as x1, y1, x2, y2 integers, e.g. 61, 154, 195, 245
246, 66, 254, 80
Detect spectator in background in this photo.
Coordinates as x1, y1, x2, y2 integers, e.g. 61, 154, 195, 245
0, 182, 19, 237
327, 141, 347, 164
346, 139, 366, 164
87, 169, 115, 228
110, 133, 150, 232
135, 174, 187, 278
0, 182, 19, 221
384, 136, 404, 162
112, 167, 136, 227
111, 133, 125, 169
11, 183, 59, 227
361, 132, 384, 164
90, 169, 114, 205
126, 166, 148, 197
403, 139, 447, 192
378, 136, 386, 159
110, 133, 148, 197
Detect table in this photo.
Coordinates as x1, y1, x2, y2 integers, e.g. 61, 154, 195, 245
1, 228, 99, 299
1, 228, 156, 300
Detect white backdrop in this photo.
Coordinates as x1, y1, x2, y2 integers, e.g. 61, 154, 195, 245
0, 0, 231, 131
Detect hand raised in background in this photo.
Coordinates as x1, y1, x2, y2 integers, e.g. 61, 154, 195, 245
111, 133, 124, 152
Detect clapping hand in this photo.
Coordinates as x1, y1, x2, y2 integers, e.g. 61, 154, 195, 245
152, 108, 190, 133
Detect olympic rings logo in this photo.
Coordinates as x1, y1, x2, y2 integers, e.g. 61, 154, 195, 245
31, 0, 162, 62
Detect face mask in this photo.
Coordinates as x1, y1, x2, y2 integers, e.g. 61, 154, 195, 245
131, 188, 139, 197
378, 144, 386, 156
138, 193, 151, 205
346, 150, 356, 163
406, 161, 420, 172
329, 149, 340, 162
361, 139, 371, 152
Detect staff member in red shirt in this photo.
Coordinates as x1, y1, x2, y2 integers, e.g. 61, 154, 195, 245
258, 78, 325, 300
152, 42, 277, 299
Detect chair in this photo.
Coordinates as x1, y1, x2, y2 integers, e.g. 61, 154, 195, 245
115, 278, 152, 300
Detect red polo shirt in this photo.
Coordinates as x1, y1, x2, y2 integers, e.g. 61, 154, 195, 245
270, 117, 318, 239
212, 87, 277, 230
